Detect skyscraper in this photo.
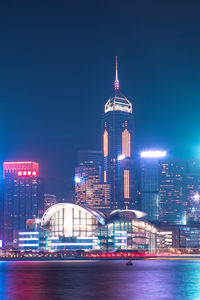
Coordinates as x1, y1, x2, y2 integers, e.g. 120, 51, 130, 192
75, 164, 110, 210
159, 159, 187, 225
78, 150, 104, 182
140, 151, 167, 221
102, 57, 134, 209
3, 162, 44, 245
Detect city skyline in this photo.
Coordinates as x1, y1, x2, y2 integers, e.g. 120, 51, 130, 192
1, 1, 200, 198
1, 2, 200, 299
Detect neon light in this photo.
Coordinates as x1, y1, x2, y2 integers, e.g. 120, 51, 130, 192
140, 151, 167, 158
103, 130, 108, 157
74, 176, 81, 183
122, 129, 131, 157
124, 170, 130, 199
118, 154, 125, 161
47, 237, 59, 240
77, 236, 98, 240
104, 170, 107, 183
17, 171, 37, 177
4, 161, 38, 165
19, 244, 39, 247
18, 238, 39, 241
19, 232, 39, 235
48, 243, 97, 246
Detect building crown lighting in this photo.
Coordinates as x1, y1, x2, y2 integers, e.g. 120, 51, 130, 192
105, 57, 132, 114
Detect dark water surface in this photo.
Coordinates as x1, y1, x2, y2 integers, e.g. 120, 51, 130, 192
0, 260, 200, 299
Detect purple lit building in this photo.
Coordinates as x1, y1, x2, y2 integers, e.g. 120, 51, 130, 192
102, 57, 134, 209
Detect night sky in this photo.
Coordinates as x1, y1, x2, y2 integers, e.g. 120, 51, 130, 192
0, 0, 200, 197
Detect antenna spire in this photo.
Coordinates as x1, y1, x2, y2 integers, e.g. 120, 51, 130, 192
114, 56, 119, 90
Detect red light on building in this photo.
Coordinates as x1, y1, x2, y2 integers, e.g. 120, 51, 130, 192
3, 162, 39, 178
17, 170, 37, 177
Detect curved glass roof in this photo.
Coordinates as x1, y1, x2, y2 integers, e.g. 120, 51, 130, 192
109, 209, 147, 220
41, 203, 106, 226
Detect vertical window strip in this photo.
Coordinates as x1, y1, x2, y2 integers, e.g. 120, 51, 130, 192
103, 130, 108, 157
124, 170, 130, 199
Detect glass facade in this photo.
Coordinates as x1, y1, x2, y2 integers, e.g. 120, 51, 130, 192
140, 157, 160, 221
159, 158, 200, 225
159, 159, 187, 224
2, 162, 44, 245
41, 203, 103, 238
75, 165, 110, 209
96, 219, 158, 253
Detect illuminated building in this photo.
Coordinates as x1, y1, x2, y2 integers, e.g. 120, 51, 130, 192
140, 150, 167, 221
154, 222, 200, 249
159, 159, 187, 225
44, 194, 57, 210
184, 175, 200, 223
3, 161, 44, 246
18, 203, 160, 252
159, 158, 200, 225
102, 57, 134, 209
96, 209, 159, 252
75, 164, 110, 210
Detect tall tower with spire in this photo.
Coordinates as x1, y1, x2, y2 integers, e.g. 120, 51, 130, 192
102, 57, 134, 209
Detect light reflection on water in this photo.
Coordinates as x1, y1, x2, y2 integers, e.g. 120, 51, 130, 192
0, 260, 200, 299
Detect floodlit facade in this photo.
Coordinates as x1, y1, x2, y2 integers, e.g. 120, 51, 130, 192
26, 203, 160, 252
2, 161, 44, 246
75, 162, 110, 210
96, 210, 158, 253
41, 203, 105, 238
102, 57, 134, 210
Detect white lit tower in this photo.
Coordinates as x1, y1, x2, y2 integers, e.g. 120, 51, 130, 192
102, 57, 134, 209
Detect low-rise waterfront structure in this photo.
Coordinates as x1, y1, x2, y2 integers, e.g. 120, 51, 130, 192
17, 203, 162, 252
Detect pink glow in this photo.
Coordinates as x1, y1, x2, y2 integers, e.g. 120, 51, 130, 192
17, 171, 37, 177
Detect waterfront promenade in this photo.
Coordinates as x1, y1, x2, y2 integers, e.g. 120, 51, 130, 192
0, 252, 200, 261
